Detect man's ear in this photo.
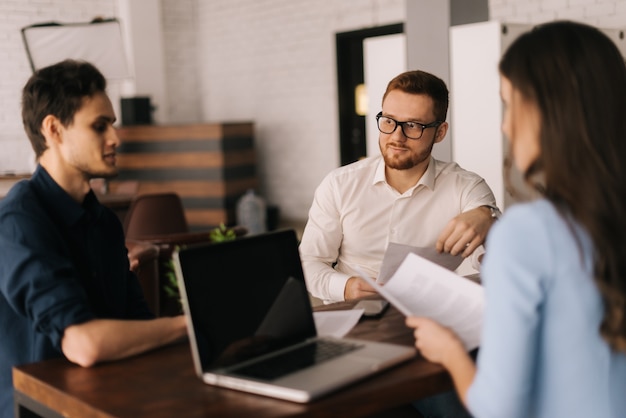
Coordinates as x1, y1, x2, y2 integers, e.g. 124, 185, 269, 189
433, 121, 448, 144
40, 115, 63, 146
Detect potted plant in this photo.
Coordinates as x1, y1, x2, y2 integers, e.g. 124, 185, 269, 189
162, 223, 238, 313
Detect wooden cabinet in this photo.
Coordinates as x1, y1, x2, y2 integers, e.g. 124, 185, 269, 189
110, 122, 257, 229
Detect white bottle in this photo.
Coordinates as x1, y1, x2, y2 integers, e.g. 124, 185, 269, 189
236, 189, 267, 235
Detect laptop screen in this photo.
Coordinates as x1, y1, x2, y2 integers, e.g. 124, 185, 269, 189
175, 229, 317, 372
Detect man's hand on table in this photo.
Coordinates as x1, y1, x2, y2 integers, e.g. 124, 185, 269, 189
344, 276, 378, 301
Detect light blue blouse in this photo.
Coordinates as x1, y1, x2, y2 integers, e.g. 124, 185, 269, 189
467, 199, 626, 418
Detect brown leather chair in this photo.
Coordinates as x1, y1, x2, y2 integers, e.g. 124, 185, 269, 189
124, 193, 189, 239
124, 193, 246, 316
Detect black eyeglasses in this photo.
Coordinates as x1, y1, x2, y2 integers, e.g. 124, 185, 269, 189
376, 112, 441, 140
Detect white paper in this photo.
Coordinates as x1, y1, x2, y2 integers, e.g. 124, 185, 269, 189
378, 242, 464, 284
359, 253, 483, 350
313, 309, 364, 338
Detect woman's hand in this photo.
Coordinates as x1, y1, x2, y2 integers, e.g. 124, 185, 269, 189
406, 316, 476, 406
405, 316, 466, 367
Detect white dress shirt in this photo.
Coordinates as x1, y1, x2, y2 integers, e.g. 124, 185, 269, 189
299, 155, 497, 303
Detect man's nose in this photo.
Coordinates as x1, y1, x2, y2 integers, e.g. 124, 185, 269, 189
391, 125, 408, 141
108, 127, 121, 148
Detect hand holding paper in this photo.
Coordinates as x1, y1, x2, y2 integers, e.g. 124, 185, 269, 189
358, 253, 483, 350
378, 242, 464, 284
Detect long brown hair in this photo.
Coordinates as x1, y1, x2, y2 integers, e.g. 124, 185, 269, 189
500, 21, 626, 352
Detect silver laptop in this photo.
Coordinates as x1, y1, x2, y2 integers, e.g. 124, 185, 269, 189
173, 229, 415, 403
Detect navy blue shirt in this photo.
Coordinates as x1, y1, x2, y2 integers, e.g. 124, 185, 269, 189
0, 165, 152, 418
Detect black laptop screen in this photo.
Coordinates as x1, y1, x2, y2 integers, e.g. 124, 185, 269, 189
176, 229, 317, 372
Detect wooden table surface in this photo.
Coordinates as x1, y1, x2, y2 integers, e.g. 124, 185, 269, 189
13, 304, 452, 418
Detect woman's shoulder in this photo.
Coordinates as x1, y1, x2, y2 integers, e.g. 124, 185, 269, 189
487, 199, 571, 263
495, 199, 564, 236
502, 198, 557, 219
486, 199, 586, 277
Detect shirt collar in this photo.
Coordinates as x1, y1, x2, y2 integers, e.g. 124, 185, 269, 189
31, 165, 103, 226
420, 156, 437, 190
373, 157, 387, 185
372, 156, 437, 192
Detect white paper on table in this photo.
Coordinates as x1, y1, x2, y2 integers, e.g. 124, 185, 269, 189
313, 309, 364, 338
358, 253, 483, 350
378, 242, 464, 284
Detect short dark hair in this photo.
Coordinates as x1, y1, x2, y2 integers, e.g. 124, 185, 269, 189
21, 59, 107, 157
382, 70, 449, 122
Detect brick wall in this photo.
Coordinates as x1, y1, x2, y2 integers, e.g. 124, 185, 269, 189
194, 0, 406, 222
161, 0, 201, 124
490, 0, 626, 27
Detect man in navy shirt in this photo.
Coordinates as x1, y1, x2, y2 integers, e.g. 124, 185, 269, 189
0, 60, 187, 418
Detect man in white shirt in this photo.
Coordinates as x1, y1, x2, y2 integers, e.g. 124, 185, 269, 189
300, 70, 499, 304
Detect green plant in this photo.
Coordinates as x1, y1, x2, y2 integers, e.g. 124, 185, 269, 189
209, 223, 237, 242
163, 258, 180, 299
163, 223, 237, 302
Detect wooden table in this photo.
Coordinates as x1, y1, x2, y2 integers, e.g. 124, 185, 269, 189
13, 304, 452, 418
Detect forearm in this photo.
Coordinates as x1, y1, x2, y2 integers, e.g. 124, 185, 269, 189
62, 316, 187, 367
301, 259, 350, 302
443, 349, 476, 407
406, 316, 477, 408
300, 213, 347, 302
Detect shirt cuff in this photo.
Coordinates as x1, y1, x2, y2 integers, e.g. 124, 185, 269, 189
326, 272, 352, 303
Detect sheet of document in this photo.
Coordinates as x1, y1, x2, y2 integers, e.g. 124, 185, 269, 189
359, 253, 483, 350
313, 309, 364, 338
378, 242, 464, 284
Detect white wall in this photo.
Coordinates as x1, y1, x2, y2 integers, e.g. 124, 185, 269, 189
116, 0, 168, 124
450, 21, 532, 209
406, 1, 453, 162
364, 34, 407, 158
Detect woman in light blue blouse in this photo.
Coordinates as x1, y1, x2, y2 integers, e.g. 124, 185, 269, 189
406, 21, 626, 418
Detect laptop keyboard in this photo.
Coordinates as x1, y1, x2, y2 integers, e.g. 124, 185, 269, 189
230, 339, 364, 381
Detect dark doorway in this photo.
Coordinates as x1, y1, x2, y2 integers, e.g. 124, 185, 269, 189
336, 23, 403, 166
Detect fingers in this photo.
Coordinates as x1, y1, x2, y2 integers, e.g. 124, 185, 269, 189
405, 317, 456, 358
462, 235, 483, 257
359, 278, 376, 292
454, 232, 483, 257
435, 222, 455, 253
345, 276, 378, 301
406, 317, 439, 356
405, 316, 432, 329
129, 258, 139, 271
437, 209, 492, 255
438, 227, 476, 256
